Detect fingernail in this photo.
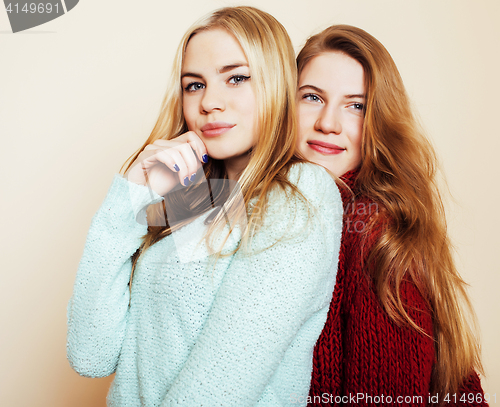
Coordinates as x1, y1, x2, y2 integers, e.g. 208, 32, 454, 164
173, 164, 180, 172
189, 173, 196, 183
202, 154, 208, 163
183, 176, 189, 186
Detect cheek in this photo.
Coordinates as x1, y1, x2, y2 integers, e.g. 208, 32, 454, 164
295, 118, 310, 157
242, 90, 256, 119
349, 118, 364, 162
345, 114, 363, 142
236, 89, 257, 133
353, 118, 364, 149
182, 99, 196, 129
296, 105, 310, 141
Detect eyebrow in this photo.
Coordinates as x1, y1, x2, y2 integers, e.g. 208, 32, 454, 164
298, 85, 366, 99
181, 62, 249, 80
298, 85, 324, 94
345, 94, 366, 99
218, 63, 248, 74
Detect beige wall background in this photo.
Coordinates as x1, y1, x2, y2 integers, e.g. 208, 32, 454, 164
1, 0, 498, 406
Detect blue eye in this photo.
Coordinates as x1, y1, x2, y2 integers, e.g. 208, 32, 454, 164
303, 93, 321, 103
184, 82, 205, 92
228, 75, 250, 85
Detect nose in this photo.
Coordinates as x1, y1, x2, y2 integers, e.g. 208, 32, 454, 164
315, 106, 342, 135
200, 85, 225, 114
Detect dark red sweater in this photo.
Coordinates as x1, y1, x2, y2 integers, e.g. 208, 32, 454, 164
308, 169, 487, 406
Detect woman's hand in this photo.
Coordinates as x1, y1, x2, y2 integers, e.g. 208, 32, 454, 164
125, 131, 208, 196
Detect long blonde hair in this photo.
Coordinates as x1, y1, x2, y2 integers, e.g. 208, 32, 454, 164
123, 7, 302, 266
297, 25, 482, 397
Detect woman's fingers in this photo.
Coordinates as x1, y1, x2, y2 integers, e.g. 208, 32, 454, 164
176, 143, 202, 185
126, 132, 208, 194
151, 131, 208, 164
154, 148, 191, 187
142, 146, 200, 187
183, 131, 209, 164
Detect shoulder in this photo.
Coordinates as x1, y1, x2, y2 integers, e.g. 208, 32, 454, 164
341, 195, 433, 335
286, 162, 342, 212
343, 186, 390, 245
287, 162, 336, 192
260, 162, 342, 217
249, 162, 343, 250
263, 162, 344, 230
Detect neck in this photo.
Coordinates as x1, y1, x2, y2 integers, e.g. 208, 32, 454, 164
224, 152, 251, 181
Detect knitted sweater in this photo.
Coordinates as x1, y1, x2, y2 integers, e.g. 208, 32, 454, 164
67, 163, 343, 407
308, 169, 487, 407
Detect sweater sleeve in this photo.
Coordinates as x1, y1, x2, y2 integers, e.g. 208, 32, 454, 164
160, 164, 343, 406
66, 175, 163, 378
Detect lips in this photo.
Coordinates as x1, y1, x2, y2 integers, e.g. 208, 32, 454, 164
200, 122, 235, 137
307, 140, 345, 155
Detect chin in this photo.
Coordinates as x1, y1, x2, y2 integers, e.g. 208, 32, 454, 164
205, 146, 229, 160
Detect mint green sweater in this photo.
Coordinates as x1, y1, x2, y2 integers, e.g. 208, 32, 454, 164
67, 163, 342, 406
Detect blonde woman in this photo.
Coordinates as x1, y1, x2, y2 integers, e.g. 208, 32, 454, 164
295, 25, 487, 406
66, 7, 343, 406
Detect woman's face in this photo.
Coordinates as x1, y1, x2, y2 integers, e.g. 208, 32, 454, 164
182, 29, 257, 175
296, 51, 365, 177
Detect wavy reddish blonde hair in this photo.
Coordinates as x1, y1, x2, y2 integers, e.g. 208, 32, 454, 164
297, 24, 482, 398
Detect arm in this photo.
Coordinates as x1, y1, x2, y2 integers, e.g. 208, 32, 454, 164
161, 164, 343, 406
66, 175, 162, 377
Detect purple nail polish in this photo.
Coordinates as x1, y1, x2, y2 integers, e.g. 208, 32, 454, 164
183, 176, 189, 186
189, 173, 196, 183
173, 164, 180, 172
202, 154, 208, 163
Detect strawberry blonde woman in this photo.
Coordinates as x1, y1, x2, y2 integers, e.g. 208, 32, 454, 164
295, 25, 487, 406
66, 7, 343, 407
